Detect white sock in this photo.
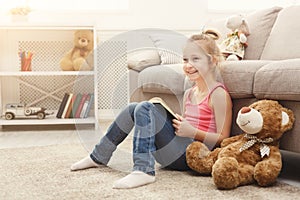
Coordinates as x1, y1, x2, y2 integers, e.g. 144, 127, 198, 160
113, 171, 155, 189
70, 156, 101, 171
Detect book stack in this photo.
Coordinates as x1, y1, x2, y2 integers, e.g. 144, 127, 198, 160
56, 93, 94, 119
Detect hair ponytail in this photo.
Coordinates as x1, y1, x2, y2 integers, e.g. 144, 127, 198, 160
202, 29, 221, 40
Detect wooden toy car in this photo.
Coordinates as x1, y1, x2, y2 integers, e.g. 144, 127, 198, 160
4, 103, 50, 120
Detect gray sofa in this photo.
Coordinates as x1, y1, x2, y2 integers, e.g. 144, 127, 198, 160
127, 6, 300, 154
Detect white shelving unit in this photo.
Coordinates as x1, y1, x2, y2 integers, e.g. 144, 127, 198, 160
0, 26, 98, 128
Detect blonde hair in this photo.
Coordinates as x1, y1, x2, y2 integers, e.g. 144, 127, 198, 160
189, 29, 224, 65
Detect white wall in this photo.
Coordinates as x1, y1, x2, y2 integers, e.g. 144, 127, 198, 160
1, 0, 236, 31
90, 0, 229, 30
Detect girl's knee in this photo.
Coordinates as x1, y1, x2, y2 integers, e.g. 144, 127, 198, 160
128, 102, 138, 111
125, 102, 137, 113
135, 101, 153, 111
126, 101, 153, 117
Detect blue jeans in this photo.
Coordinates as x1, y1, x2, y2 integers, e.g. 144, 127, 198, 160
90, 101, 193, 176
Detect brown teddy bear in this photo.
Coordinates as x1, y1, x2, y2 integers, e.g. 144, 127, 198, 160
60, 30, 94, 71
186, 100, 295, 189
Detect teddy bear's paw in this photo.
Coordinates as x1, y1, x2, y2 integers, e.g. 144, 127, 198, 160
254, 162, 279, 187
59, 58, 75, 71
80, 60, 93, 71
186, 142, 210, 159
60, 65, 75, 71
186, 142, 213, 174
73, 58, 91, 71
212, 157, 239, 189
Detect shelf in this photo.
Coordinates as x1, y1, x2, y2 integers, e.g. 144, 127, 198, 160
0, 115, 96, 125
0, 26, 98, 129
0, 71, 94, 76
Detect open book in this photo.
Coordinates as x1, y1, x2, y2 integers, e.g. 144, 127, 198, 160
149, 97, 178, 119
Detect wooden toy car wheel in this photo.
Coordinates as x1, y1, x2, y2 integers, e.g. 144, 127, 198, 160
37, 112, 45, 119
5, 112, 14, 120
24, 109, 31, 115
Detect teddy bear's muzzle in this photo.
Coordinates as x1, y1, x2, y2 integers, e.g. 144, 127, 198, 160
236, 107, 263, 134
79, 38, 88, 47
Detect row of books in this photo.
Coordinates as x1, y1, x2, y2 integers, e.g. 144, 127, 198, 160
56, 93, 94, 119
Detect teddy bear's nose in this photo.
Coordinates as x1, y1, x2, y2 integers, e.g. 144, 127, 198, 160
241, 107, 251, 114
81, 39, 86, 43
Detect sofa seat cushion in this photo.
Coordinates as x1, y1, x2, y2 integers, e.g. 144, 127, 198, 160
254, 59, 300, 101
138, 64, 185, 95
260, 6, 300, 60
219, 60, 270, 99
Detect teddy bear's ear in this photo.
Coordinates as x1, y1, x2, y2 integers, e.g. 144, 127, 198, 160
282, 111, 289, 126
281, 108, 295, 132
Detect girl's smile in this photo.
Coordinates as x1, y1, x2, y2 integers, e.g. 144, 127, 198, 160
184, 66, 198, 75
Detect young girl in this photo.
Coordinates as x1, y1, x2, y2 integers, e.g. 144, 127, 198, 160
71, 29, 232, 189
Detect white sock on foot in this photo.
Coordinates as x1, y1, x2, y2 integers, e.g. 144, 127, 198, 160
70, 156, 101, 171
113, 171, 155, 189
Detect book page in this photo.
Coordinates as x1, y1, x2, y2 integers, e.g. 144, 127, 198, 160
149, 97, 178, 119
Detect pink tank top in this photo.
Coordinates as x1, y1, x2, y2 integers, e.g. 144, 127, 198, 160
184, 83, 227, 133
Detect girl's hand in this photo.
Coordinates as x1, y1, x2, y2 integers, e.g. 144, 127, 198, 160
172, 114, 197, 138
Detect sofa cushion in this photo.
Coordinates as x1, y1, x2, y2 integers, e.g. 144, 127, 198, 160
149, 32, 187, 64
254, 59, 300, 100
127, 48, 161, 71
260, 6, 300, 60
244, 6, 282, 60
122, 30, 162, 71
138, 64, 185, 95
219, 60, 270, 99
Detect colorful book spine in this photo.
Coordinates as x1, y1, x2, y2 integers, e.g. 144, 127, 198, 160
65, 94, 76, 118
74, 93, 88, 118
71, 93, 83, 118
61, 93, 73, 119
56, 93, 69, 118
84, 93, 94, 118
80, 94, 91, 118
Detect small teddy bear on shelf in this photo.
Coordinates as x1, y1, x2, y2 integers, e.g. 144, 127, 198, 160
220, 14, 250, 61
186, 100, 294, 189
60, 30, 94, 71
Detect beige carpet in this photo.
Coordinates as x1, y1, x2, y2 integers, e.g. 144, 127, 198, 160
1, 144, 300, 200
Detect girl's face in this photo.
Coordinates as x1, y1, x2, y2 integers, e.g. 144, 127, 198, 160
182, 41, 213, 81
